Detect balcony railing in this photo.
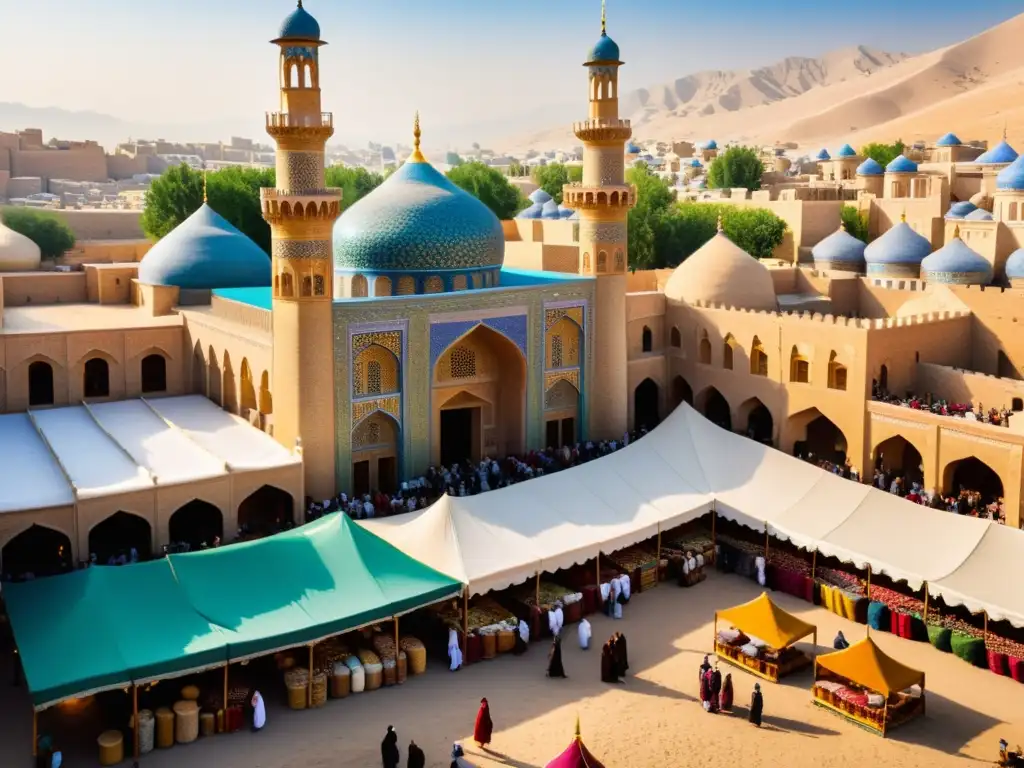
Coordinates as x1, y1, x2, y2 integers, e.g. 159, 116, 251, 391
260, 187, 342, 198
572, 118, 631, 133
265, 112, 333, 129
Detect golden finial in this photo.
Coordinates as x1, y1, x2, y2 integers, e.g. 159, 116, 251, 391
900, 210, 907, 223
716, 213, 723, 232
297, 0, 303, 8
202, 167, 208, 203
409, 111, 426, 164
601, 0, 607, 34
575, 715, 581, 740
954, 224, 961, 239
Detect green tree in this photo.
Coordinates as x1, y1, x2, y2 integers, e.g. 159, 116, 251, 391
446, 161, 527, 219
721, 207, 787, 259
626, 162, 676, 270
859, 140, 905, 169
532, 163, 583, 204
706, 146, 764, 191
1, 207, 76, 259
643, 201, 787, 267
445, 152, 463, 167
841, 205, 870, 243
325, 165, 385, 211
507, 160, 525, 178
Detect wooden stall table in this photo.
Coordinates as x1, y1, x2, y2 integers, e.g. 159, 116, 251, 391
713, 592, 817, 683
97, 730, 124, 766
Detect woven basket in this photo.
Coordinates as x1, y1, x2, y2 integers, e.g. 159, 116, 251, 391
481, 633, 497, 659
310, 673, 327, 707
174, 700, 199, 744
155, 707, 175, 749
383, 660, 397, 687
497, 629, 515, 653
364, 662, 383, 691
136, 709, 155, 754
199, 712, 215, 738
350, 665, 366, 693
404, 643, 427, 675
331, 661, 351, 698
98, 730, 124, 767
397, 651, 407, 684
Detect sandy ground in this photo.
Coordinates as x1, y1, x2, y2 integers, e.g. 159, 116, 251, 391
2, 572, 1022, 768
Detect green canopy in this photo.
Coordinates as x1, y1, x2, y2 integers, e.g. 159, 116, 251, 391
169, 513, 463, 659
5, 562, 230, 710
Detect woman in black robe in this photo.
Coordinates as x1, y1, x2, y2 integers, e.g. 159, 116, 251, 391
381, 725, 400, 768
615, 633, 629, 678
600, 641, 618, 683
513, 624, 528, 656
709, 665, 722, 713
547, 636, 567, 678
407, 740, 426, 768
699, 654, 711, 683
749, 683, 763, 726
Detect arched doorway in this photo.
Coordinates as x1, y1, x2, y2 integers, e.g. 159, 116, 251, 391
873, 435, 924, 488
222, 351, 237, 413
191, 343, 206, 395
432, 325, 526, 466
240, 359, 257, 412
83, 357, 110, 398
789, 408, 847, 463
88, 511, 152, 564
238, 485, 294, 537
168, 500, 223, 550
944, 457, 1004, 503
259, 371, 273, 415
1, 525, 72, 579
351, 411, 401, 497
740, 398, 773, 444
208, 348, 222, 405
141, 353, 167, 393
28, 360, 55, 406
696, 387, 731, 430
670, 376, 693, 409
633, 378, 660, 431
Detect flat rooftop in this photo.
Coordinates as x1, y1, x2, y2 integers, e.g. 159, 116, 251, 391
1, 304, 182, 334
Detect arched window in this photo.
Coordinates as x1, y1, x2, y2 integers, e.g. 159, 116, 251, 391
84, 357, 110, 398
698, 330, 711, 364
614, 251, 625, 271
314, 275, 325, 296
670, 327, 681, 348
28, 361, 54, 406
301, 276, 312, 297
280, 272, 293, 297
367, 360, 382, 395
375, 276, 392, 297
552, 335, 564, 368
397, 276, 416, 295
1013, 398, 1023, 412
827, 351, 847, 391
351, 274, 368, 298
141, 354, 167, 393
750, 337, 768, 377
425, 275, 444, 294
789, 346, 809, 383
453, 274, 468, 291
449, 347, 477, 379
723, 335, 735, 370
641, 326, 653, 353
597, 251, 607, 272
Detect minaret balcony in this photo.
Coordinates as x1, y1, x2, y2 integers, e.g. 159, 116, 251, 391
562, 183, 637, 211
573, 118, 632, 143
266, 111, 335, 139
261, 188, 343, 223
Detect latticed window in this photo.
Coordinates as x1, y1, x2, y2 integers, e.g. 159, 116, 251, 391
751, 347, 768, 377
367, 360, 382, 394
551, 335, 564, 368
301, 276, 312, 297
398, 276, 416, 295
353, 362, 365, 396
597, 251, 607, 272
567, 334, 579, 366
367, 420, 381, 444
314, 275, 325, 296
449, 347, 477, 379
614, 251, 624, 271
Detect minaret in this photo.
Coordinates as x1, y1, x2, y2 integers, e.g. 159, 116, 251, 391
563, 0, 636, 439
261, 1, 342, 500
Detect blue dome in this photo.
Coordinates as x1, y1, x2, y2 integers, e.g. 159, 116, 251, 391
558, 205, 573, 219
996, 156, 1024, 190
811, 226, 866, 270
138, 204, 270, 290
975, 140, 1018, 164
517, 203, 543, 219
1006, 248, 1024, 280
856, 158, 884, 176
626, 142, 641, 155
541, 199, 561, 220
964, 208, 993, 221
836, 144, 857, 158
333, 159, 504, 272
587, 32, 621, 63
815, 148, 831, 161
886, 154, 918, 173
689, 158, 702, 167
528, 188, 553, 204
936, 132, 962, 147
946, 201, 977, 219
275, 1, 321, 41
864, 220, 932, 268
921, 234, 992, 284
702, 140, 718, 150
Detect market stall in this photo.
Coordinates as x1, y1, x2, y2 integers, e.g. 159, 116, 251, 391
812, 637, 925, 735
432, 595, 518, 664
714, 593, 817, 682
545, 718, 605, 768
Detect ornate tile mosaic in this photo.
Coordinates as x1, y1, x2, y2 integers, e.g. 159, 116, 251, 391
351, 330, 402, 359
428, 315, 528, 368
352, 395, 400, 425
282, 150, 323, 192
544, 368, 580, 392
272, 239, 331, 260
545, 306, 585, 330
580, 220, 627, 244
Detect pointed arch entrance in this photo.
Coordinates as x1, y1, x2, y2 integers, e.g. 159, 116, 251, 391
696, 386, 731, 430
88, 511, 152, 563
788, 408, 847, 463
943, 457, 1005, 504
671, 376, 693, 410
633, 378, 660, 431
351, 410, 401, 497
169, 500, 224, 550
544, 378, 580, 449
873, 435, 924, 488
238, 485, 295, 537
2, 525, 73, 578
739, 397, 773, 444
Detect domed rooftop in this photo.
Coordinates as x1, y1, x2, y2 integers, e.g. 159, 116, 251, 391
886, 154, 918, 174
689, 158, 703, 168
921, 228, 992, 285
936, 132, 962, 147
864, 215, 932, 269
836, 144, 857, 158
138, 203, 270, 290
815, 148, 831, 161
586, 9, 621, 65
856, 158, 884, 176
1006, 248, 1024, 281
274, 0, 322, 42
996, 156, 1024, 190
529, 188, 553, 205
964, 208, 993, 221
517, 203, 543, 220
946, 200, 977, 219
541, 199, 561, 220
333, 116, 504, 273
811, 224, 866, 271
975, 140, 1018, 165
702, 140, 718, 150
625, 142, 641, 155
663, 218, 777, 311
0, 218, 42, 272
557, 204, 574, 219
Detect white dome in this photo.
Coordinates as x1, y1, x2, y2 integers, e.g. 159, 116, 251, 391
0, 219, 42, 272
663, 229, 778, 311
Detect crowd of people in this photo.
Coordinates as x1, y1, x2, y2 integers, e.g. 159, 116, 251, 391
697, 654, 761, 725
305, 431, 648, 523
872, 383, 1015, 428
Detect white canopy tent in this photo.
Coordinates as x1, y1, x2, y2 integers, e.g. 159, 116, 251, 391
0, 413, 75, 513
931, 525, 1024, 626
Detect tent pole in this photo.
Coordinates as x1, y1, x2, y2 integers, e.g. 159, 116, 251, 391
223, 663, 229, 716
31, 709, 37, 758
462, 587, 469, 655
535, 571, 540, 608
133, 684, 140, 760
882, 698, 888, 737
394, 616, 400, 657
811, 549, 817, 581
711, 507, 716, 546
866, 564, 871, 600
596, 553, 600, 588
656, 524, 662, 571
764, 522, 769, 561
922, 582, 929, 623
984, 611, 988, 643
308, 643, 315, 707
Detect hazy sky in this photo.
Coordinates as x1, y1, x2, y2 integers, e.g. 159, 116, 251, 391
1, 0, 1020, 145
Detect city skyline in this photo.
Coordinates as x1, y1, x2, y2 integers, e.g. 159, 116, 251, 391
1, 0, 1021, 147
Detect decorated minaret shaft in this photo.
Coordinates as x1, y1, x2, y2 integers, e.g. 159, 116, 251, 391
261, 5, 342, 499
564, 3, 637, 438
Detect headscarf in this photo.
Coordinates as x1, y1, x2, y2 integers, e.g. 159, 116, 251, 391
452, 743, 465, 758
754, 683, 761, 691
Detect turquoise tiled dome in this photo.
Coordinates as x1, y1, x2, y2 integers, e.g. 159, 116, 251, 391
689, 158, 702, 168
815, 149, 830, 161
856, 158, 884, 176
517, 202, 543, 219
921, 234, 992, 285
333, 159, 504, 273
275, 1, 321, 41
541, 199, 561, 220
138, 204, 270, 290
864, 219, 932, 276
811, 226, 866, 271
886, 154, 918, 173
946, 201, 977, 219
626, 142, 641, 155
975, 141, 1018, 165
836, 144, 857, 158
1005, 248, 1024, 280
936, 132, 962, 147
996, 156, 1024, 190
587, 32, 621, 63
702, 140, 718, 150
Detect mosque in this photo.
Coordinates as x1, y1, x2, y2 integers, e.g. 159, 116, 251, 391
1, 2, 1024, 577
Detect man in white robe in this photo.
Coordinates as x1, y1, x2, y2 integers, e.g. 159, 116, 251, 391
548, 602, 564, 637
578, 617, 592, 650
610, 578, 623, 619
619, 574, 632, 603
518, 618, 530, 645
251, 690, 266, 732
448, 627, 463, 671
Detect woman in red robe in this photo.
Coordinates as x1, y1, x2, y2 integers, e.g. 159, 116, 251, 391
474, 698, 493, 748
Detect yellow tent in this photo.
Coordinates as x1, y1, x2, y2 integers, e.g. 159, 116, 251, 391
815, 636, 924, 695
716, 592, 816, 649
